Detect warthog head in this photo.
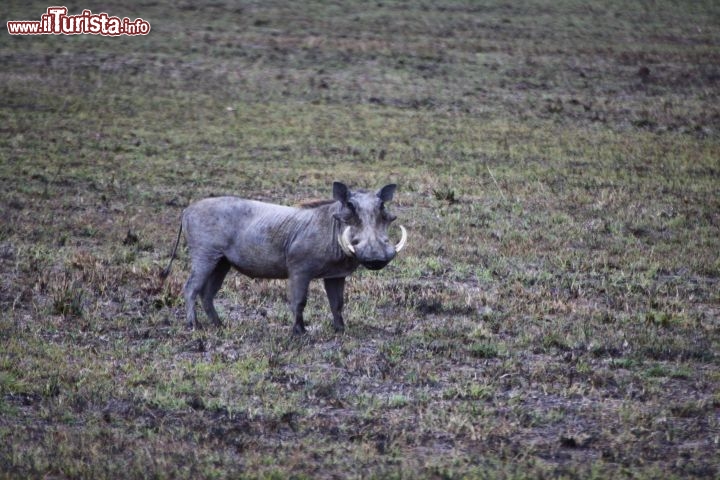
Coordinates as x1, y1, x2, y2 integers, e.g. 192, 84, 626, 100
333, 182, 407, 270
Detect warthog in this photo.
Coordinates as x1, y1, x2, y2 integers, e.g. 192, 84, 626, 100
161, 182, 407, 334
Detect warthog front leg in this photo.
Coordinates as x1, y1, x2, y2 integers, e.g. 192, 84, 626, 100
288, 273, 311, 335
323, 277, 346, 333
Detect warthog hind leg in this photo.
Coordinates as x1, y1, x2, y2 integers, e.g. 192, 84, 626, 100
201, 257, 231, 327
184, 253, 222, 329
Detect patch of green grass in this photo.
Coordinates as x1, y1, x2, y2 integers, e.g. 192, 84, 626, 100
468, 341, 502, 359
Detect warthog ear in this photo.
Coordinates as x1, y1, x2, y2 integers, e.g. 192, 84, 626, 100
333, 181, 350, 204
377, 184, 397, 202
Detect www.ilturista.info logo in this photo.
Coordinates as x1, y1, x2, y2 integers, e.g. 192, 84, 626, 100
7, 6, 151, 36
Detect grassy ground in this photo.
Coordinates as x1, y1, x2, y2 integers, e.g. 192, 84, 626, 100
1, 0, 719, 478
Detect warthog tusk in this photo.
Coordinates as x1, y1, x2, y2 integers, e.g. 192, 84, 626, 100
395, 225, 407, 253
338, 225, 406, 256
338, 226, 355, 256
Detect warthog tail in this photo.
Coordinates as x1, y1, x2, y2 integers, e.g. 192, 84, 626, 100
160, 219, 183, 279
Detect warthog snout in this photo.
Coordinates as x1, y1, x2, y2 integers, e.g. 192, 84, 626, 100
362, 258, 393, 271
339, 225, 403, 270
337, 223, 407, 271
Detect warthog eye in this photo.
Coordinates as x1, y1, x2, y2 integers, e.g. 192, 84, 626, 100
380, 203, 395, 222
340, 201, 360, 224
